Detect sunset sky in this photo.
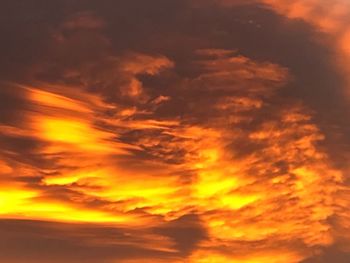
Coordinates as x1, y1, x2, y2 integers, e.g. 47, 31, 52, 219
0, 0, 350, 262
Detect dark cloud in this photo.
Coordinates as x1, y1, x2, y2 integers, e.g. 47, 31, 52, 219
154, 214, 207, 256
0, 219, 178, 263
301, 246, 350, 263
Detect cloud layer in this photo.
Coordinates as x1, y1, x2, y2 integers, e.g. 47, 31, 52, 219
0, 1, 349, 262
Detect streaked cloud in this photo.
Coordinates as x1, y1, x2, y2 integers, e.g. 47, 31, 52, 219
0, 1, 349, 262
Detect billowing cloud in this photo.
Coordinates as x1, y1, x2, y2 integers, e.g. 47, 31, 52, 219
0, 1, 349, 262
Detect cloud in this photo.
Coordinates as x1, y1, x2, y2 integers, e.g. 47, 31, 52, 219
0, 219, 184, 263
0, 1, 349, 262
63, 11, 106, 30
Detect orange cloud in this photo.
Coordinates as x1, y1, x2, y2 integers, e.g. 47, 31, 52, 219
0, 6, 348, 262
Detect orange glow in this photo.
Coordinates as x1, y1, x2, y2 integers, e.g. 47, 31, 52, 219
38, 117, 114, 151
27, 87, 92, 113
189, 249, 304, 263
0, 8, 348, 261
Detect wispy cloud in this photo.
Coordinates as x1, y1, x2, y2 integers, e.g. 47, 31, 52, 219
0, 1, 349, 262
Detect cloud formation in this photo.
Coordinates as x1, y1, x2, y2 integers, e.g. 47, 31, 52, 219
0, 1, 349, 262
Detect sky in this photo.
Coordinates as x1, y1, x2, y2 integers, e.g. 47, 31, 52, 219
0, 0, 349, 262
